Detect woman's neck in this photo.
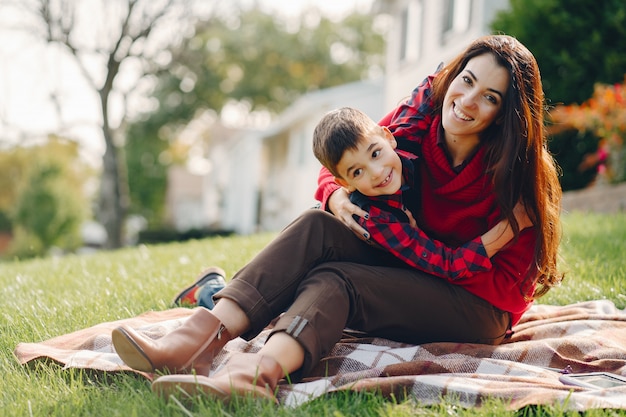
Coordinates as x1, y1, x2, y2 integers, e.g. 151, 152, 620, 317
444, 132, 480, 168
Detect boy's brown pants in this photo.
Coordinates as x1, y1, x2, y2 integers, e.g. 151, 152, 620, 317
215, 209, 510, 378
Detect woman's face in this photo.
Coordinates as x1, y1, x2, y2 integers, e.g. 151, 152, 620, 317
442, 53, 509, 144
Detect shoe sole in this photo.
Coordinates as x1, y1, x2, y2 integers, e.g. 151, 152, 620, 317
152, 375, 230, 402
111, 327, 155, 372
172, 266, 226, 307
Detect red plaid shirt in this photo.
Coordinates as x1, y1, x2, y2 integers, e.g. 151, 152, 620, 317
349, 152, 492, 280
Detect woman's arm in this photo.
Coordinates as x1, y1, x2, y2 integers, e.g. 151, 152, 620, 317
384, 74, 436, 142
313, 166, 341, 211
481, 220, 512, 258
481, 202, 532, 257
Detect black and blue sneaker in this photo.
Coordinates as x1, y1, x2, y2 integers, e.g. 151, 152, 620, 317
173, 267, 227, 309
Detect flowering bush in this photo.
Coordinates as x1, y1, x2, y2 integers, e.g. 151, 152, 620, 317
549, 76, 626, 184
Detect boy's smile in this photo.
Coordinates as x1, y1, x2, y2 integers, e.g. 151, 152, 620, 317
334, 128, 403, 197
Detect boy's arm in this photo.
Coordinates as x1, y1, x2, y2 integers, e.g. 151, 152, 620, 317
361, 205, 531, 280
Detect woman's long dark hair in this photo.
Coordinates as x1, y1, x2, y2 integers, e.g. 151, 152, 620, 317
431, 35, 563, 298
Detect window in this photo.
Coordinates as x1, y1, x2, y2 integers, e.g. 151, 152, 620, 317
398, 0, 422, 63
442, 0, 471, 37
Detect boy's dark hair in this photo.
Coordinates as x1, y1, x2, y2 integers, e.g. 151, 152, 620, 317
312, 107, 380, 178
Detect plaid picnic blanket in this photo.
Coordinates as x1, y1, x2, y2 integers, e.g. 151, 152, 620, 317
14, 300, 626, 410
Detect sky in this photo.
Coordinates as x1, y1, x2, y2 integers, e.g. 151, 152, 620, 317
255, 0, 374, 19
0, 0, 375, 162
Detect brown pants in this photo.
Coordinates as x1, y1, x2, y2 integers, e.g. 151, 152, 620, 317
215, 209, 510, 378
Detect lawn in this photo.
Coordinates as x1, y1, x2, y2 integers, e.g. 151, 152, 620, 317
1, 211, 626, 416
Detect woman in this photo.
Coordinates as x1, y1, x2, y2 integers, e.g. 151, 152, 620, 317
112, 35, 562, 402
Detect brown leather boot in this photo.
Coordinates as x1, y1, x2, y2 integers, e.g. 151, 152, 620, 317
112, 307, 231, 374
151, 353, 284, 403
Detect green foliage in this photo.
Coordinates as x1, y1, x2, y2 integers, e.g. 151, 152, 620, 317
0, 138, 93, 258
2, 214, 626, 415
0, 210, 11, 232
158, 7, 384, 118
10, 165, 84, 257
125, 118, 169, 227
125, 7, 385, 225
491, 0, 626, 106
548, 130, 600, 191
491, 0, 626, 189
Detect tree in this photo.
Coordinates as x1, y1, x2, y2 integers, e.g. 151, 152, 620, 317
491, 0, 626, 189
550, 78, 626, 184
491, 0, 626, 106
0, 137, 92, 258
153, 8, 385, 120
7, 0, 225, 249
126, 7, 386, 225
10, 165, 83, 257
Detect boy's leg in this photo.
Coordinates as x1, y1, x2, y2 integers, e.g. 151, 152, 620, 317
214, 209, 398, 338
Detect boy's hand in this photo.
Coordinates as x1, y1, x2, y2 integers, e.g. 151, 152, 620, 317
328, 188, 370, 240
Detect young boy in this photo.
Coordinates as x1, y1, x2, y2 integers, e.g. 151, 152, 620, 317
312, 107, 529, 280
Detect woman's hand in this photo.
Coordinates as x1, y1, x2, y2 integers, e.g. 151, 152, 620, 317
327, 188, 370, 240
403, 206, 417, 228
481, 202, 533, 257
513, 201, 533, 230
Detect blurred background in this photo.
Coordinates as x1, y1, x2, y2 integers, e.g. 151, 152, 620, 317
0, 0, 624, 259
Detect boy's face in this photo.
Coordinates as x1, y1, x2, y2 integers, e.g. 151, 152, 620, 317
334, 127, 403, 197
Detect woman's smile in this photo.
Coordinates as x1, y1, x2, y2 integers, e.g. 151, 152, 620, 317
452, 103, 473, 121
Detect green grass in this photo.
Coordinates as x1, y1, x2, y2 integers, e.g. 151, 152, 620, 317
1, 213, 626, 416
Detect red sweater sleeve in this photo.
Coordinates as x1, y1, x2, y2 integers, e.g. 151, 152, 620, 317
314, 167, 340, 211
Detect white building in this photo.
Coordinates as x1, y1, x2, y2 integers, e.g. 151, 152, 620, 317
223, 78, 385, 234
378, 0, 509, 109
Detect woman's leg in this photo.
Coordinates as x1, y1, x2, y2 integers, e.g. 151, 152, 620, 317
329, 262, 510, 346
215, 209, 508, 378
150, 210, 381, 400
265, 261, 510, 378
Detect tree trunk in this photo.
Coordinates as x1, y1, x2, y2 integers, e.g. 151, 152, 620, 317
98, 124, 128, 249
